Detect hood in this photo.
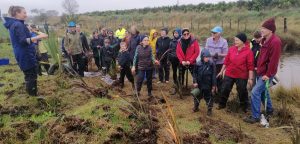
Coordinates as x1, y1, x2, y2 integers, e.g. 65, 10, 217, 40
173, 28, 182, 39
201, 48, 211, 60
3, 17, 23, 29
149, 29, 157, 40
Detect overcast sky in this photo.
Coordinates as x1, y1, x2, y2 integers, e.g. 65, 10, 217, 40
1, 0, 237, 15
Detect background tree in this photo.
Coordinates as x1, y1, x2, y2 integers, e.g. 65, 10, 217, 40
61, 0, 79, 24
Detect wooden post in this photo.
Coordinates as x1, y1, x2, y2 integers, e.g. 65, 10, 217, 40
284, 17, 287, 33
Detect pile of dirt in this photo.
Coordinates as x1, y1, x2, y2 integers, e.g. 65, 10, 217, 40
183, 132, 212, 144
199, 116, 256, 143
45, 115, 93, 143
0, 105, 30, 116
10, 120, 40, 140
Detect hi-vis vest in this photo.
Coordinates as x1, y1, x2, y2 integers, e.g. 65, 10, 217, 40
115, 28, 126, 39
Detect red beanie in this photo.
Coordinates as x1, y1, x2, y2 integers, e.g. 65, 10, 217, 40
262, 18, 276, 33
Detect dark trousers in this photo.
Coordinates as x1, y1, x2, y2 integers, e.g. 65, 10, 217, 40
158, 59, 170, 82
169, 57, 179, 85
71, 54, 85, 77
214, 64, 224, 102
119, 66, 134, 85
94, 57, 101, 69
194, 89, 213, 110
136, 69, 153, 94
23, 67, 38, 96
102, 60, 111, 75
178, 65, 194, 86
219, 76, 249, 110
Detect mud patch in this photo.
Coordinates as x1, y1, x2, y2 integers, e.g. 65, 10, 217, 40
199, 116, 256, 143
0, 105, 30, 116
45, 115, 92, 143
10, 120, 40, 140
183, 132, 212, 144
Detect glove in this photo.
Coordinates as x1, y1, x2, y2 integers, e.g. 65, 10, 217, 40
213, 53, 219, 60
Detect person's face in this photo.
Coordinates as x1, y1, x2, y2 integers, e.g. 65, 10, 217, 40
261, 27, 272, 38
174, 31, 179, 38
104, 40, 110, 47
234, 37, 244, 47
130, 27, 136, 35
108, 31, 113, 37
212, 32, 220, 39
153, 32, 158, 38
254, 37, 262, 43
16, 9, 27, 20
120, 44, 127, 50
93, 32, 99, 38
161, 30, 167, 37
142, 37, 149, 46
69, 27, 76, 32
76, 26, 81, 32
182, 31, 190, 40
203, 57, 210, 62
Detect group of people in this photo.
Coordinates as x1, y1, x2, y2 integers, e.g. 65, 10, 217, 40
4, 5, 282, 124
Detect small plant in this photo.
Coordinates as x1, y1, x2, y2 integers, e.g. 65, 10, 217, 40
44, 32, 63, 73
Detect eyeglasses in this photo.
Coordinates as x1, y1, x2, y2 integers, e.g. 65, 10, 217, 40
211, 32, 217, 34
183, 33, 189, 36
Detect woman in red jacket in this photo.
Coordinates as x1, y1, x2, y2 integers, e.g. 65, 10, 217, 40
176, 28, 200, 86
217, 33, 254, 113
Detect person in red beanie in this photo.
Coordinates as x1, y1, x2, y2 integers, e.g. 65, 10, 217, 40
244, 18, 282, 124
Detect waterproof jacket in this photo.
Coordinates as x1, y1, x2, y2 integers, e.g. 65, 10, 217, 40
115, 28, 126, 39
250, 39, 261, 68
256, 34, 281, 77
101, 45, 115, 64
128, 34, 142, 61
133, 45, 155, 70
80, 32, 90, 52
4, 17, 37, 71
118, 51, 131, 68
193, 60, 217, 90
176, 35, 200, 65
149, 29, 158, 57
156, 36, 171, 60
64, 32, 83, 55
90, 37, 102, 58
169, 38, 180, 59
224, 43, 254, 79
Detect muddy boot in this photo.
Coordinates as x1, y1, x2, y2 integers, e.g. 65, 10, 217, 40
26, 80, 37, 96
207, 108, 212, 116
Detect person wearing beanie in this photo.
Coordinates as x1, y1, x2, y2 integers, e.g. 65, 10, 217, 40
156, 27, 171, 83
205, 26, 228, 103
192, 48, 217, 116
176, 28, 200, 87
244, 18, 282, 124
217, 33, 254, 114
168, 28, 182, 95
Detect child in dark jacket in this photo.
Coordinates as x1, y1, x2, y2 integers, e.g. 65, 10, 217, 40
192, 49, 217, 116
101, 38, 115, 76
118, 42, 134, 88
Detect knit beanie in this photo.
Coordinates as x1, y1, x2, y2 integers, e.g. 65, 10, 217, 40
262, 18, 276, 33
235, 33, 247, 43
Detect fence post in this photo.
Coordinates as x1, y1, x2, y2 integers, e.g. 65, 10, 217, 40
284, 17, 287, 33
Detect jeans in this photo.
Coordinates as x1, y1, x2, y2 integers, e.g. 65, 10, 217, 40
251, 76, 274, 119
136, 69, 153, 94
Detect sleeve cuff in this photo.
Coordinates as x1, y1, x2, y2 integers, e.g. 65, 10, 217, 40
26, 38, 31, 44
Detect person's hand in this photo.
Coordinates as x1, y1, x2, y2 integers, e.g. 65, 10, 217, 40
155, 60, 160, 65
186, 61, 190, 65
247, 79, 253, 89
216, 71, 223, 78
97, 45, 100, 48
213, 53, 219, 59
193, 83, 198, 88
37, 33, 48, 39
131, 67, 136, 75
182, 61, 187, 66
118, 66, 122, 70
212, 86, 217, 94
262, 75, 269, 81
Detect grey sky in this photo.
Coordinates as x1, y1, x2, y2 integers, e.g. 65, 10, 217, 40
1, 0, 237, 15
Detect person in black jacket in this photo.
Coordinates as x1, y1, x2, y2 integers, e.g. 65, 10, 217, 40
90, 31, 102, 70
192, 49, 217, 116
101, 38, 115, 76
118, 42, 134, 88
76, 25, 90, 71
168, 28, 182, 95
156, 27, 171, 83
128, 25, 142, 63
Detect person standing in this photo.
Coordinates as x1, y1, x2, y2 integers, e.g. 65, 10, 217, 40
64, 21, 85, 77
156, 27, 171, 83
4, 6, 48, 96
205, 26, 228, 102
244, 18, 282, 123
131, 36, 159, 97
169, 28, 182, 95
217, 33, 254, 113
90, 31, 102, 70
118, 42, 134, 88
128, 25, 142, 63
176, 28, 200, 86
115, 24, 126, 40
